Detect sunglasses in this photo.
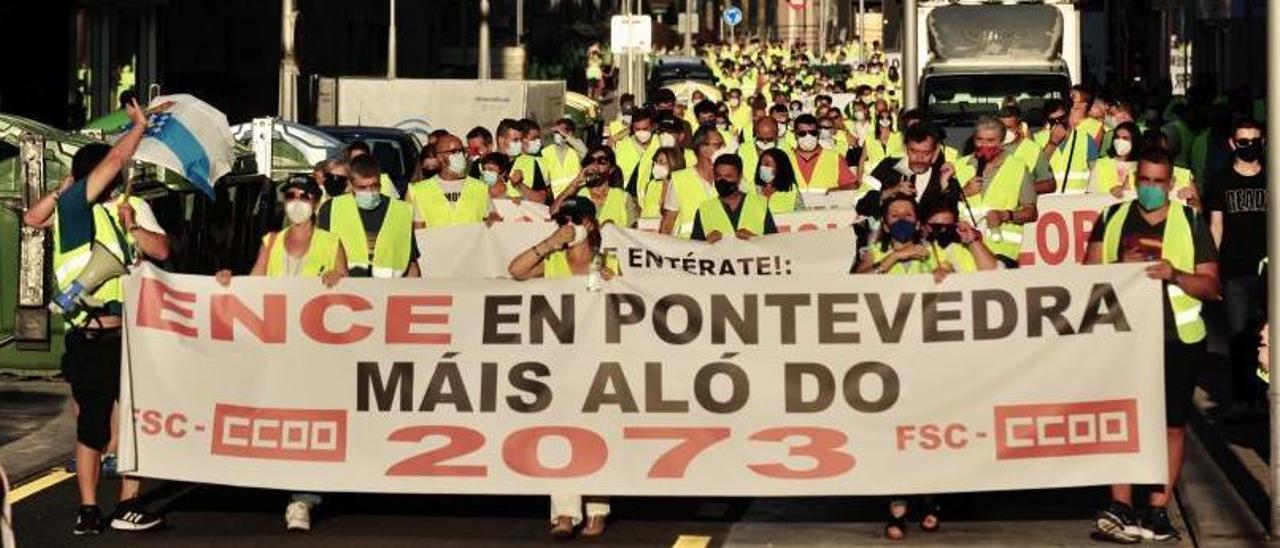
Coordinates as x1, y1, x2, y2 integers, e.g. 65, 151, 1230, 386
795, 129, 819, 138
1235, 138, 1263, 147
283, 190, 310, 201
553, 213, 586, 226
325, 173, 349, 184
587, 156, 610, 165
1046, 116, 1067, 126
436, 147, 463, 155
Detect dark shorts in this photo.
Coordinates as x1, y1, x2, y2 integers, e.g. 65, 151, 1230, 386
61, 328, 123, 451
1164, 340, 1206, 428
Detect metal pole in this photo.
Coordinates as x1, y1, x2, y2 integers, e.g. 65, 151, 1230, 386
902, 0, 918, 109
858, 0, 866, 64
479, 0, 491, 79
685, 0, 694, 54
1267, 0, 1280, 535
517, 0, 524, 45
278, 0, 299, 121
818, 0, 827, 54
387, 0, 397, 78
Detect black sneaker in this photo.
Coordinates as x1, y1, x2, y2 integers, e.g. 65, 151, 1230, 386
1142, 506, 1182, 542
1093, 501, 1142, 544
109, 499, 163, 532
73, 505, 104, 535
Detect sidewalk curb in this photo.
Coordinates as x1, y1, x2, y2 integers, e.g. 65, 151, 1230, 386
0, 381, 74, 484
1180, 410, 1272, 546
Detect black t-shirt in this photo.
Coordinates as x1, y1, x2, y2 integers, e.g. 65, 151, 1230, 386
317, 198, 421, 268
1088, 203, 1217, 340
1204, 166, 1267, 278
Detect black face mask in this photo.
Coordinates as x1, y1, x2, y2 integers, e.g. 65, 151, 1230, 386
715, 179, 739, 198
928, 223, 959, 248
422, 168, 440, 180
323, 174, 349, 197
1236, 142, 1263, 163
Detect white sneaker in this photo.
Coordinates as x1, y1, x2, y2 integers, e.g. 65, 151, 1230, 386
285, 501, 311, 532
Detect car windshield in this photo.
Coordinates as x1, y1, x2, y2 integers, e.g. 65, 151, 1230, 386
924, 74, 1068, 123
652, 64, 715, 85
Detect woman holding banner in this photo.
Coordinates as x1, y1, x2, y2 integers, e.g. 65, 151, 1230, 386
853, 193, 996, 539
214, 175, 347, 532
507, 196, 618, 539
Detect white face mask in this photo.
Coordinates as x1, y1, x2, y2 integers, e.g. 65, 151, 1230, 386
1113, 138, 1133, 157
525, 139, 543, 155
798, 134, 819, 152
878, 117, 893, 128
854, 111, 867, 122
777, 125, 789, 137
634, 129, 653, 144
658, 133, 677, 148
447, 152, 467, 175
569, 224, 589, 247
285, 200, 313, 225
756, 139, 776, 151
506, 141, 523, 157
651, 164, 670, 180
1003, 131, 1017, 146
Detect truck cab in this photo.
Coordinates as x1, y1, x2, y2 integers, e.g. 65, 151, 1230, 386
916, 0, 1080, 148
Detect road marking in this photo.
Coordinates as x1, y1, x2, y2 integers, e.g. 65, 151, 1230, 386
672, 534, 712, 548
7, 469, 74, 504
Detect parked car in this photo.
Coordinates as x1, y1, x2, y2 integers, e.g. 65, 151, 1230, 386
316, 126, 422, 194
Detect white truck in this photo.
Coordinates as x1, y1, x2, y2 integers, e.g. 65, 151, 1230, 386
314, 77, 566, 139
915, 0, 1081, 145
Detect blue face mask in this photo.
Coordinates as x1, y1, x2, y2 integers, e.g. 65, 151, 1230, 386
1136, 184, 1167, 211
758, 165, 777, 184
888, 219, 917, 243
355, 190, 382, 210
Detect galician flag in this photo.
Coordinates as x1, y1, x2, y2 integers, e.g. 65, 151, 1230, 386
127, 94, 235, 198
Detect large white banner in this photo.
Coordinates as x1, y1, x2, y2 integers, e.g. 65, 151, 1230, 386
417, 224, 859, 278
119, 263, 1166, 496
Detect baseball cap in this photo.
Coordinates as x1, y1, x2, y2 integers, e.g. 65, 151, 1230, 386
279, 174, 322, 200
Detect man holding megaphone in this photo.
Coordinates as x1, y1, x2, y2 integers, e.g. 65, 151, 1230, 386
23, 98, 170, 536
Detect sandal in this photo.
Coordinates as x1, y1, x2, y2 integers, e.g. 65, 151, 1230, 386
550, 516, 575, 540
581, 515, 607, 538
920, 503, 942, 533
884, 499, 908, 541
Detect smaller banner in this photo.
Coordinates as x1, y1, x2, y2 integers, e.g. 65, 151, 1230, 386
636, 208, 860, 234
1018, 194, 1118, 267
418, 225, 861, 278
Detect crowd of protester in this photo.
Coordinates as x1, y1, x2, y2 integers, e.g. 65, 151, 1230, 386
30, 38, 1269, 543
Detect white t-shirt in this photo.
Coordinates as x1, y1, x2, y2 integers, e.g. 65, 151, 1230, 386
120, 197, 166, 234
